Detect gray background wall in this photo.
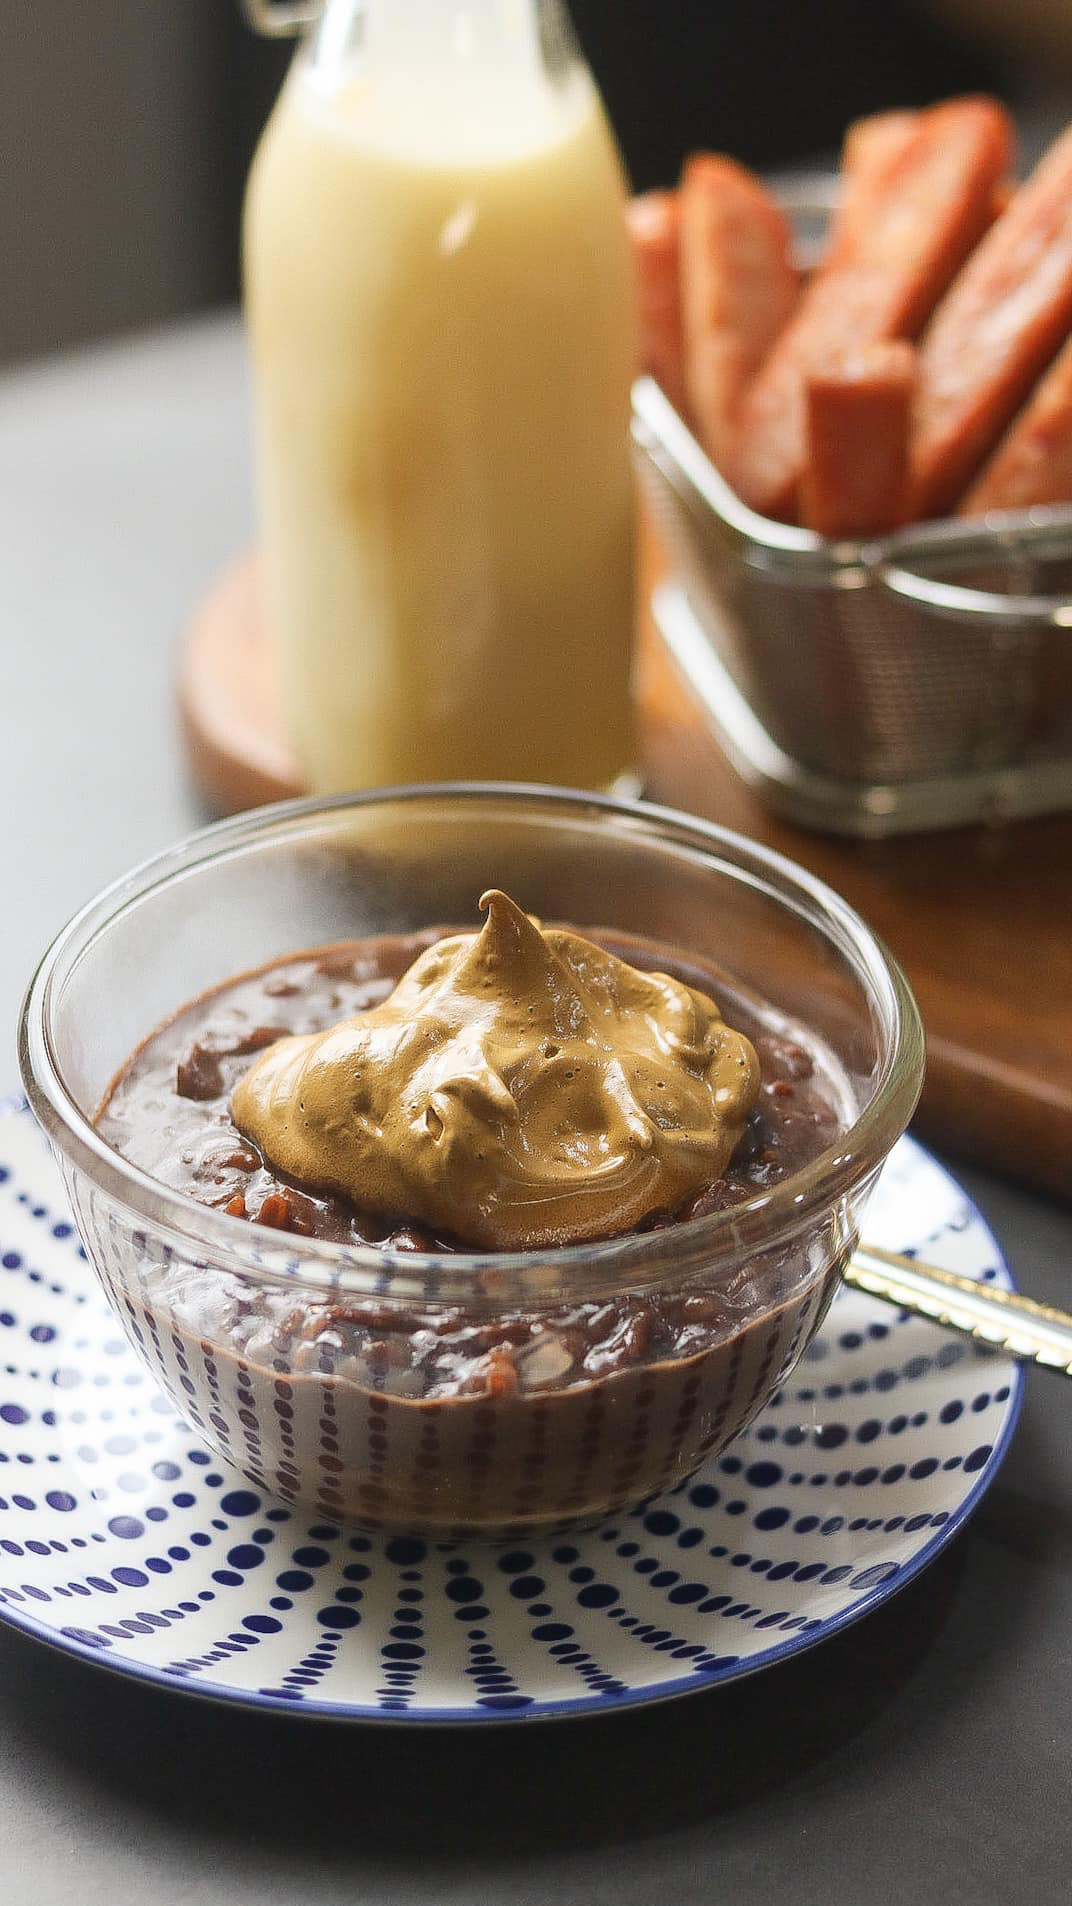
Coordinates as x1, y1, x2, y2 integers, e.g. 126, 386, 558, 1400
0, 4, 238, 365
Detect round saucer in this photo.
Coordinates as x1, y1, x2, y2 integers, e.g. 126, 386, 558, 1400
0, 1101, 1020, 1723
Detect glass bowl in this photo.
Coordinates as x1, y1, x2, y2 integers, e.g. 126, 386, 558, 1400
19, 784, 923, 1538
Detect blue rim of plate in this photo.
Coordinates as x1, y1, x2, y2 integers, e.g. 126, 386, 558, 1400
0, 1096, 1022, 1724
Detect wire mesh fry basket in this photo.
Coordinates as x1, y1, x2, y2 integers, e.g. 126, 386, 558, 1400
634, 373, 1072, 837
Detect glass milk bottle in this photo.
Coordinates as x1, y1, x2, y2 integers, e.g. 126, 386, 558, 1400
243, 0, 637, 793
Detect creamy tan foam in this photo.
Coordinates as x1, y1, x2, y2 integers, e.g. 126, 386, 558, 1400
232, 892, 760, 1250
244, 25, 637, 792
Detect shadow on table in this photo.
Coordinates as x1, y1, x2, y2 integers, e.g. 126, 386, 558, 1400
0, 1531, 974, 1861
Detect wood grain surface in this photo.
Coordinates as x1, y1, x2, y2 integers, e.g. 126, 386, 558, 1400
179, 544, 1072, 1200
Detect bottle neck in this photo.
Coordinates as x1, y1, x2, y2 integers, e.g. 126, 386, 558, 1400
310, 0, 576, 86
367, 0, 540, 68
303, 0, 587, 163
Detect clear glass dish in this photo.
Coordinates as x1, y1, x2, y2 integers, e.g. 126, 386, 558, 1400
19, 784, 923, 1537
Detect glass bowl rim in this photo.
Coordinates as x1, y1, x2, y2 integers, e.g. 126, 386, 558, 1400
19, 782, 925, 1304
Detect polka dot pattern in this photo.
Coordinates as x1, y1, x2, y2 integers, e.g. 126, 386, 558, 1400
0, 1105, 1021, 1723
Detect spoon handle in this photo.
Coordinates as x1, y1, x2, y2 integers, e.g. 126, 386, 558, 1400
848, 1242, 1072, 1376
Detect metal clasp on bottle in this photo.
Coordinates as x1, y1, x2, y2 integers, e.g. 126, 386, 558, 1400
240, 0, 322, 36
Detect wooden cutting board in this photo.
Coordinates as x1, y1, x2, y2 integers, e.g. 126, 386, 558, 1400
179, 546, 1072, 1202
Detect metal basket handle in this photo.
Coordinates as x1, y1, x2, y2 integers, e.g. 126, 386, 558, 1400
871, 512, 1072, 630
241, 0, 322, 35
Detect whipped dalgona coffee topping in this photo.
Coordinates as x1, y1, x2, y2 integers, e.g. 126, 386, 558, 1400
232, 891, 761, 1251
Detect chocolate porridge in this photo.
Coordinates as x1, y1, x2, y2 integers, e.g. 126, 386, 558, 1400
92, 922, 848, 1535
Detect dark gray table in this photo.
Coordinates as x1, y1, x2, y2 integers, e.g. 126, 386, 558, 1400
0, 316, 1068, 1905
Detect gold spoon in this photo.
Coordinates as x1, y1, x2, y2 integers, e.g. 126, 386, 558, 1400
848, 1242, 1072, 1375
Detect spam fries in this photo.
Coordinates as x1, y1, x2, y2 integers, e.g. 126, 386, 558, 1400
679, 155, 796, 468
627, 191, 687, 418
960, 335, 1072, 514
912, 124, 1072, 517
729, 98, 1011, 519
801, 342, 915, 539
632, 98, 1072, 536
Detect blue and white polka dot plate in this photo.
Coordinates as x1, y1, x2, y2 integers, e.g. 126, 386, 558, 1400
0, 1099, 1020, 1723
